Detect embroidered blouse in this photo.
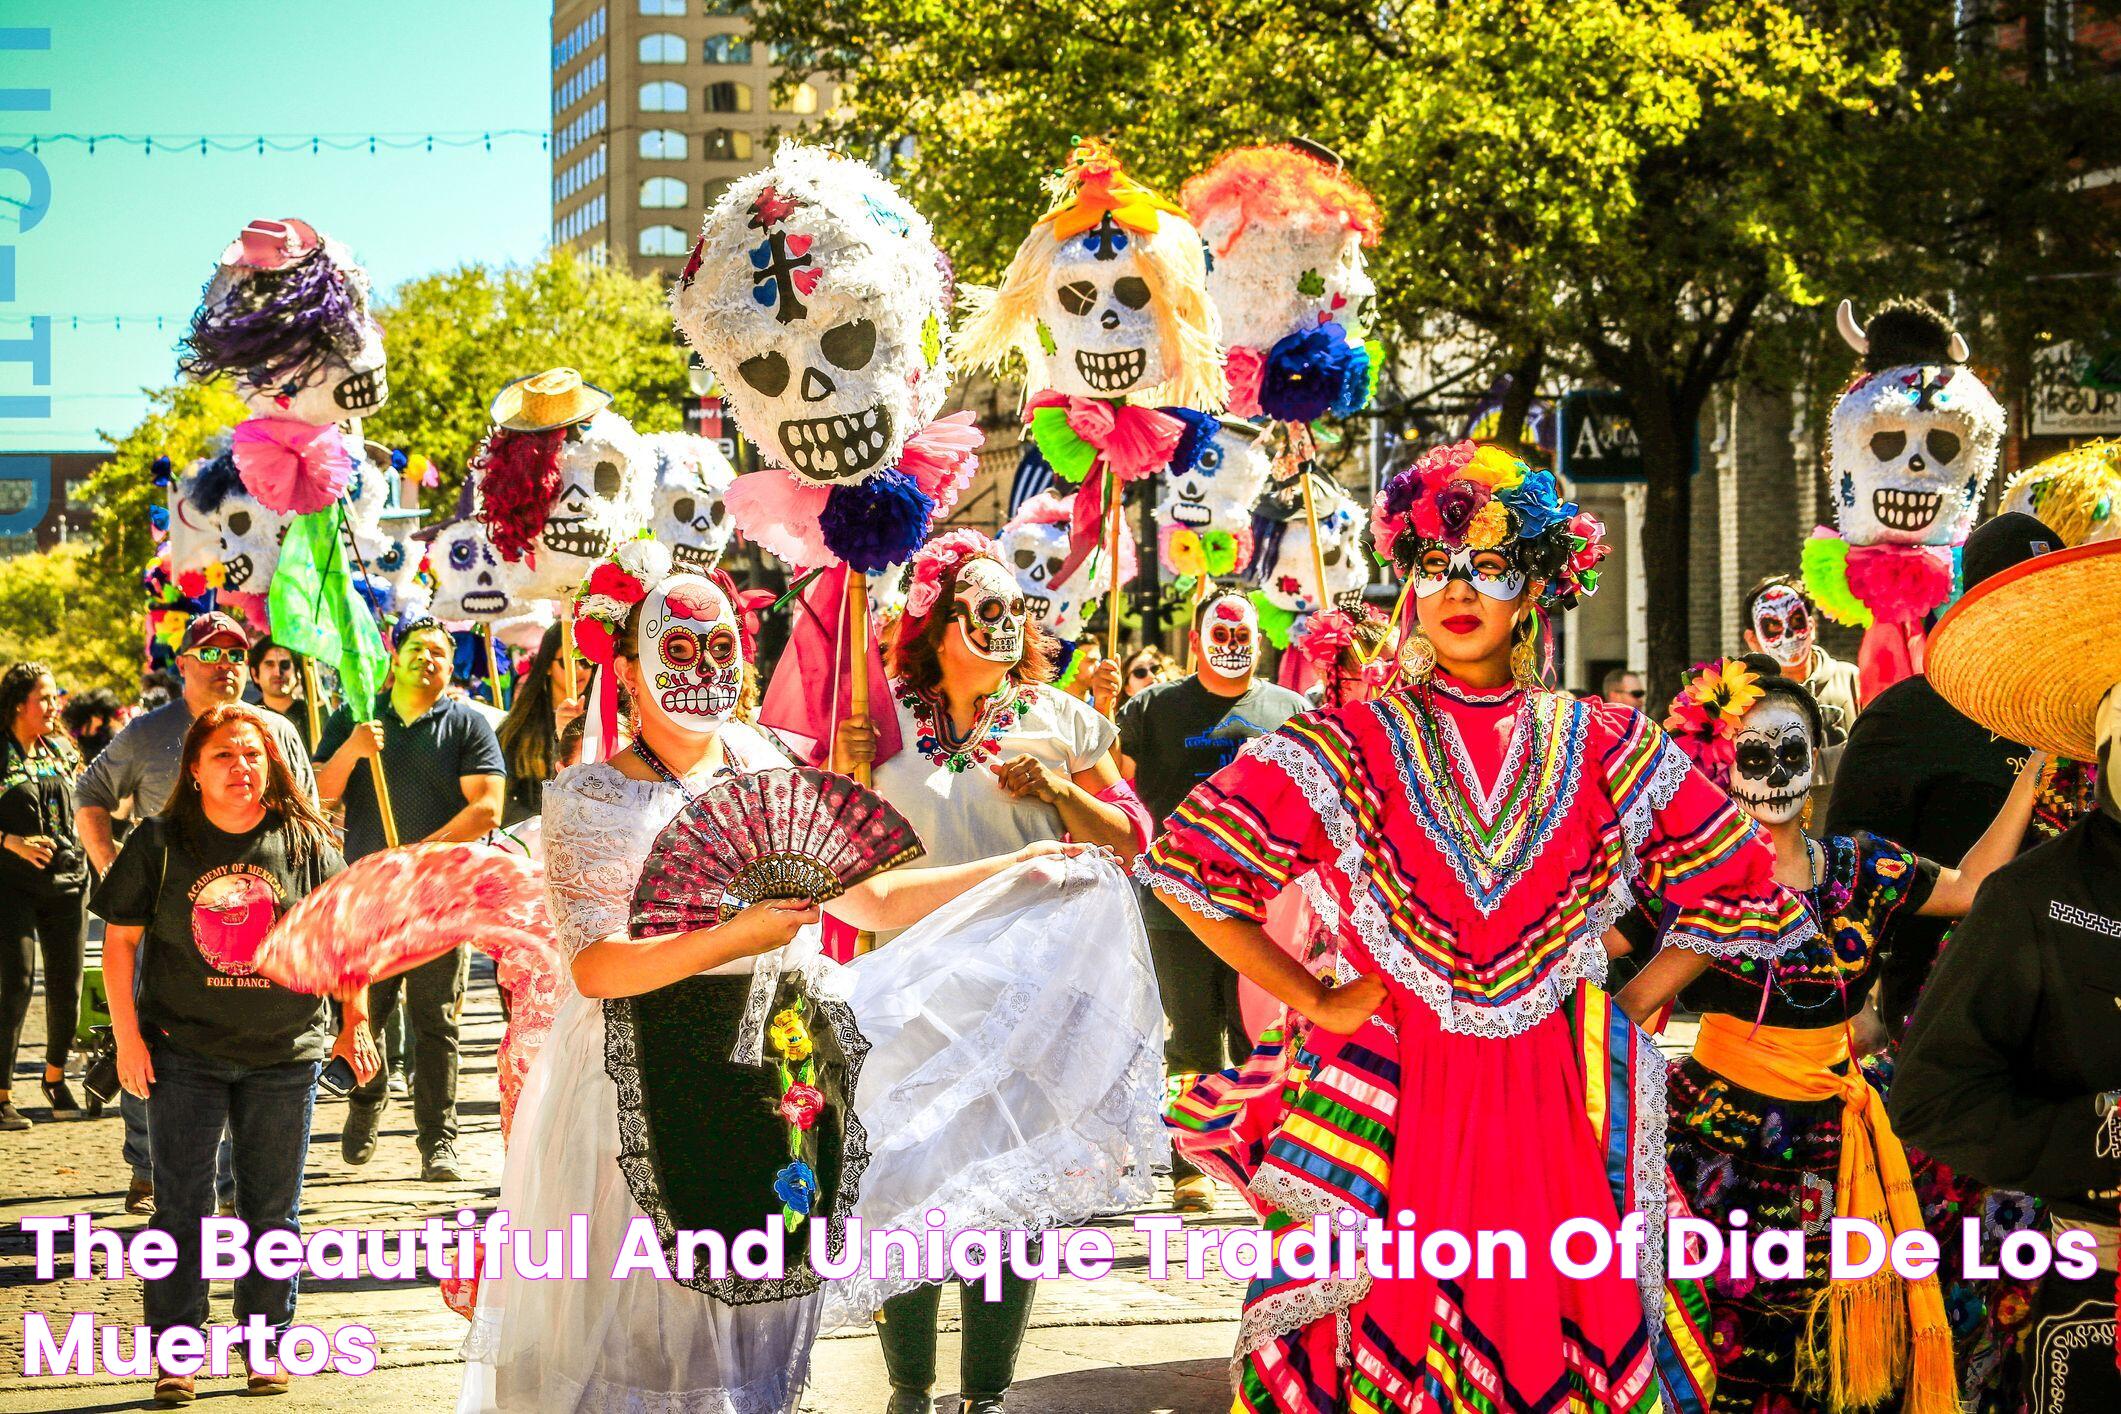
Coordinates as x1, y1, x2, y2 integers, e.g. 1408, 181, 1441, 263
1139, 674, 1812, 1038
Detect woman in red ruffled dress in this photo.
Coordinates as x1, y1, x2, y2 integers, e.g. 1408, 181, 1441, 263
1138, 441, 1814, 1414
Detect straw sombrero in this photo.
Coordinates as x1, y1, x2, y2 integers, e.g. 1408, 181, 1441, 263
489, 367, 612, 433
1927, 538, 2121, 761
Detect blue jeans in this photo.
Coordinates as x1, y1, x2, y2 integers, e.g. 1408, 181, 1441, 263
143, 1041, 318, 1335
122, 1089, 233, 1202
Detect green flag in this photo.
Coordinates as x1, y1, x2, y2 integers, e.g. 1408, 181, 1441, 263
268, 509, 390, 724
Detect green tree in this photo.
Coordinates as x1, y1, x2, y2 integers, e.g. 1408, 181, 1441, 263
0, 543, 142, 693
363, 248, 689, 507
754, 0, 2121, 690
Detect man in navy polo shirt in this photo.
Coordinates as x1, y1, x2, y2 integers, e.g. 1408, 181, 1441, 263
317, 618, 505, 1181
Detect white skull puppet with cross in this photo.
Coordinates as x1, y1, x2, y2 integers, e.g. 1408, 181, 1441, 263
671, 145, 951, 491
167, 447, 294, 595
644, 431, 738, 573
995, 489, 1138, 644
1155, 417, 1271, 578
1828, 299, 2005, 548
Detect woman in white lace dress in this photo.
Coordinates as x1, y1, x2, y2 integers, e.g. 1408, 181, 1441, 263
461, 560, 1164, 1414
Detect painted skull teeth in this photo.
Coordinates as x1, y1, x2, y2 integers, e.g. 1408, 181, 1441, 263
1171, 498, 1211, 527
1075, 347, 1147, 393
334, 366, 387, 413
661, 684, 740, 716
1023, 593, 1051, 622
777, 402, 893, 481
222, 554, 254, 589
542, 519, 614, 558
1871, 487, 1943, 533
460, 588, 509, 615
672, 543, 721, 572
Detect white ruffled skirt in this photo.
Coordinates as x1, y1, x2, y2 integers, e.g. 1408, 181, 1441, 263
459, 852, 1166, 1413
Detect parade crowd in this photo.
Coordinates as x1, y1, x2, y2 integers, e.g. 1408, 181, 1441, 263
9, 139, 2121, 1414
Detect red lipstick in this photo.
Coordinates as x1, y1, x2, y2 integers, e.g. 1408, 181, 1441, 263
1442, 614, 1482, 634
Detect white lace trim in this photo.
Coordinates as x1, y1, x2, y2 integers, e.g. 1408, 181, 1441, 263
1626, 1022, 1669, 1336
1133, 863, 1235, 921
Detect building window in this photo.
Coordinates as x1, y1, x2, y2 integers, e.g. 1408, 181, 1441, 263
702, 35, 753, 64
640, 177, 688, 209
703, 176, 736, 207
553, 51, 607, 115
554, 192, 609, 246
703, 127, 753, 162
705, 81, 752, 113
638, 32, 684, 64
775, 81, 818, 115
639, 80, 686, 113
638, 0, 682, 12
554, 141, 607, 202
556, 98, 608, 158
552, 5, 607, 70
640, 225, 690, 258
701, 0, 748, 13
639, 128, 688, 161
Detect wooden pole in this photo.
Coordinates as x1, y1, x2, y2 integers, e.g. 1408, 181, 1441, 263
298, 658, 323, 757
845, 569, 871, 789
561, 603, 580, 705
370, 748, 401, 849
1187, 572, 1208, 674
483, 625, 504, 710
1104, 473, 1124, 714
1298, 469, 1330, 616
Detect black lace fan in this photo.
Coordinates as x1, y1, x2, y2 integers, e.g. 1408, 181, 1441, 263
630, 767, 925, 938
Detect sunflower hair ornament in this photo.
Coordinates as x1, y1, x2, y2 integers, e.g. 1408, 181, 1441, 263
1662, 657, 1766, 789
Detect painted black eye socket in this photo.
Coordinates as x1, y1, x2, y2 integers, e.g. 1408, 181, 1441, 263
1058, 281, 1097, 316
1114, 276, 1151, 310
593, 460, 621, 496
1776, 740, 1811, 771
1013, 547, 1037, 569
673, 496, 696, 524
739, 351, 790, 396
820, 319, 877, 371
1926, 429, 1962, 464
227, 510, 251, 537
708, 501, 726, 524
1044, 555, 1065, 582
978, 599, 1005, 623
1734, 741, 1775, 774
1869, 429, 1907, 461
377, 545, 404, 572
449, 540, 476, 571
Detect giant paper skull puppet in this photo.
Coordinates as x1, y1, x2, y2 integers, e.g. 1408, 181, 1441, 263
1184, 142, 1382, 415
644, 432, 738, 572
426, 517, 533, 624
996, 489, 1137, 643
167, 447, 294, 596
1250, 473, 1367, 618
181, 218, 388, 425
1730, 693, 1816, 826
1156, 418, 1270, 580
957, 139, 1225, 415
669, 144, 969, 573
475, 408, 655, 602
1828, 299, 2005, 548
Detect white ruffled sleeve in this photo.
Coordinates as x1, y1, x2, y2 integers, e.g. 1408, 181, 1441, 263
540, 765, 661, 957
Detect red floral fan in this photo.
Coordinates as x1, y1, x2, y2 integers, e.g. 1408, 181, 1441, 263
630, 767, 925, 937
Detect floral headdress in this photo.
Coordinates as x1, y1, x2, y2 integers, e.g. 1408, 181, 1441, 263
1292, 605, 1397, 705
1370, 439, 1609, 609
1663, 657, 1765, 787
568, 535, 673, 762
900, 529, 999, 635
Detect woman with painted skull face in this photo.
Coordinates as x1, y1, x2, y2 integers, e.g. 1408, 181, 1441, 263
1137, 440, 1822, 1414
1657, 652, 2043, 1414
830, 530, 1153, 1414
464, 541, 1166, 1414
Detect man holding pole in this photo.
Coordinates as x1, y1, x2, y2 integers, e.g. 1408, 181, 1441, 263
318, 617, 505, 1180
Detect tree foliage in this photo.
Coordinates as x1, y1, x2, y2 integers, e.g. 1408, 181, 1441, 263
362, 248, 689, 508
0, 543, 143, 693
755, 0, 2121, 688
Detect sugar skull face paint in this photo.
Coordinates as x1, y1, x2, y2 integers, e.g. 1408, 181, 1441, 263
1202, 595, 1259, 678
639, 574, 744, 733
1751, 584, 1815, 670
950, 557, 1027, 664
1412, 544, 1527, 602
1731, 697, 1815, 825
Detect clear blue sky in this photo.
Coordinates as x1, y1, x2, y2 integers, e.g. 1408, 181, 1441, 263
0, 1, 552, 451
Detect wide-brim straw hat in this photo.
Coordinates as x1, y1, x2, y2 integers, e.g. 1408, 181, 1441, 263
1927, 538, 2121, 762
489, 367, 612, 433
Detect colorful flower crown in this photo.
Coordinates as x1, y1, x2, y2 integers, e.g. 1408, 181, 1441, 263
571, 534, 673, 666
901, 528, 997, 628
1663, 657, 1765, 787
1370, 440, 1609, 608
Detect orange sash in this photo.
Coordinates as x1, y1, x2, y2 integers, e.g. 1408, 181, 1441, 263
1692, 1013, 1957, 1414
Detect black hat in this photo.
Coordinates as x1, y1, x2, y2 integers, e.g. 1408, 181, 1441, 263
1959, 512, 2062, 595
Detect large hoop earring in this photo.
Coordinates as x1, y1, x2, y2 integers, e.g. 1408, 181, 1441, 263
1399, 629, 1436, 684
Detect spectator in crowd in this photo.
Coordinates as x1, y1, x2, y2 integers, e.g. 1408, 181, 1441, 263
1120, 645, 1175, 703
61, 688, 123, 765
495, 622, 589, 826
94, 703, 375, 1402
1740, 574, 1862, 738
317, 617, 505, 1181
1601, 665, 1646, 706
1116, 589, 1308, 1211
1826, 512, 2060, 1037
245, 640, 314, 756
0, 662, 89, 1130
77, 613, 311, 1213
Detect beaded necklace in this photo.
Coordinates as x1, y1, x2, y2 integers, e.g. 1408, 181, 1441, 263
897, 679, 1034, 774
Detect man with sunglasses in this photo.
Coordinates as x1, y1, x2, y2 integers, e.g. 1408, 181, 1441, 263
75, 612, 315, 1215
1599, 666, 1646, 707
317, 617, 505, 1182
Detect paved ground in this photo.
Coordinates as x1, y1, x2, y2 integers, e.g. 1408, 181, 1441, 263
1, 953, 1250, 1413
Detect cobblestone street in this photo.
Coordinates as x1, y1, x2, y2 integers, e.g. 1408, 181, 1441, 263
2, 955, 1248, 1413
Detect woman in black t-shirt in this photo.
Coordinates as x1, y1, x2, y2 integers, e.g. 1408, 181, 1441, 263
92, 702, 378, 1402
0, 662, 89, 1131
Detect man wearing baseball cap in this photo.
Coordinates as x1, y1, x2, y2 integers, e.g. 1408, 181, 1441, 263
75, 611, 315, 1215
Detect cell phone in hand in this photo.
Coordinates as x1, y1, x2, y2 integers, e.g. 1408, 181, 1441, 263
318, 1056, 357, 1098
